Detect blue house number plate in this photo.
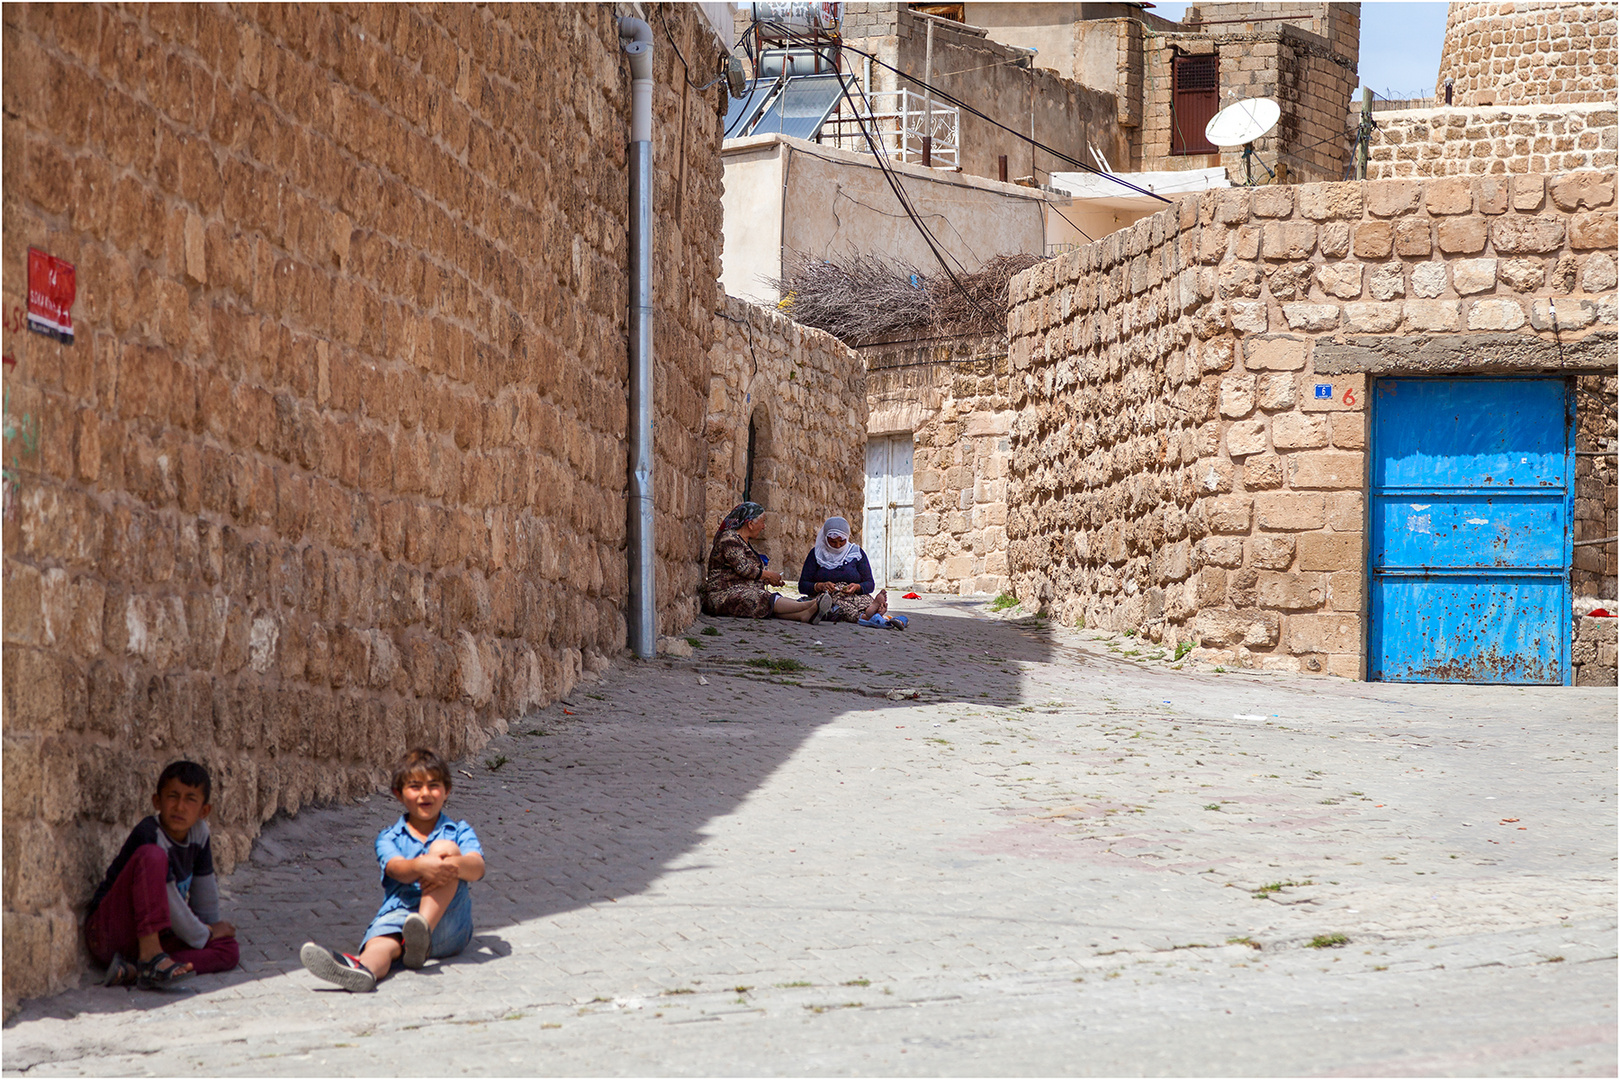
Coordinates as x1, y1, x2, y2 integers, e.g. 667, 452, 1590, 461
1314, 384, 1334, 399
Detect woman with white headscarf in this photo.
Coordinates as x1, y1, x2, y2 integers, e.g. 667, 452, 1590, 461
797, 516, 899, 626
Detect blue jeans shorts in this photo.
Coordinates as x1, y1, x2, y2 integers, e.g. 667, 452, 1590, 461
362, 881, 473, 960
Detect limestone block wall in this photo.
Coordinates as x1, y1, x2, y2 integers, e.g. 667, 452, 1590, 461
1366, 104, 1619, 179
1572, 610, 1618, 686
1437, 1, 1618, 107
1006, 171, 1618, 678
1136, 21, 1359, 182
1574, 373, 1618, 598
1, 2, 726, 1007
840, 3, 1127, 188
863, 335, 1014, 596
706, 297, 868, 577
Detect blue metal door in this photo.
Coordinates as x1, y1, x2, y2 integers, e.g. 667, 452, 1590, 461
1368, 378, 1573, 684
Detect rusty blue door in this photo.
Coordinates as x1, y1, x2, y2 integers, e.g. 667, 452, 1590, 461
1368, 377, 1573, 684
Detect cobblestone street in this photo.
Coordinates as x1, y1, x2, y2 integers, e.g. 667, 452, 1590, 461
4, 597, 1615, 1076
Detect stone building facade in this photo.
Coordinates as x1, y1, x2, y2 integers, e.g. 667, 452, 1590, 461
962, 2, 1361, 182
835, 3, 1127, 189
1364, 1, 1618, 183
0, 2, 744, 1007
1005, 172, 1618, 680
1436, 1, 1618, 108
862, 334, 1013, 596
706, 296, 868, 575
1365, 103, 1619, 180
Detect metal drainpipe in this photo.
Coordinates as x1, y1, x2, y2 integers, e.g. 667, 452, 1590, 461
620, 17, 656, 659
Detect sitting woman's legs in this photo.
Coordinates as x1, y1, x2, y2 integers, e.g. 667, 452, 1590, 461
770, 596, 820, 622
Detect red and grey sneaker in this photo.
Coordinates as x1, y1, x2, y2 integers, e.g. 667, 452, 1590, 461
299, 942, 376, 992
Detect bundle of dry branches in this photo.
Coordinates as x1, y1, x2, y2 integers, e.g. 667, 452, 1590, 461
770, 251, 1044, 344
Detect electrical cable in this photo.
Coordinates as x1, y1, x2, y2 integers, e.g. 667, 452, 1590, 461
832, 72, 990, 318
754, 21, 1170, 203
831, 36, 1173, 204
656, 8, 728, 92
1043, 199, 1094, 245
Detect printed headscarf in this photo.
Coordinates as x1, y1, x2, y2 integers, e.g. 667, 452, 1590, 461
717, 501, 765, 540
813, 516, 862, 570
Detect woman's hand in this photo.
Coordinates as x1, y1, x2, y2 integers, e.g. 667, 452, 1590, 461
761, 569, 784, 586
842, 583, 860, 595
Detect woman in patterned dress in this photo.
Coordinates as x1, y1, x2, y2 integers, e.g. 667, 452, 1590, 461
797, 516, 889, 624
701, 502, 832, 623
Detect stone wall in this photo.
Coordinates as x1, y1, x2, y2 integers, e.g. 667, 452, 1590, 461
1574, 373, 1618, 598
1006, 171, 1618, 678
1, 2, 727, 1007
863, 334, 1013, 596
706, 296, 868, 577
1437, 1, 1618, 107
1135, 7, 1359, 181
1572, 609, 1618, 686
1366, 104, 1619, 179
839, 3, 1127, 188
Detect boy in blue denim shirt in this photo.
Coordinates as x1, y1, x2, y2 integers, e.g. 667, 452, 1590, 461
300, 748, 485, 991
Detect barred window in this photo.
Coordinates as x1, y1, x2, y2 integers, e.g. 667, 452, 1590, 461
1171, 54, 1220, 155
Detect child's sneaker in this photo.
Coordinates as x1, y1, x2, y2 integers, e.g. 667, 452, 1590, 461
401, 913, 431, 969
300, 942, 376, 992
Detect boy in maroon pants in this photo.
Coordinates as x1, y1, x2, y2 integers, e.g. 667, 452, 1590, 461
85, 761, 239, 989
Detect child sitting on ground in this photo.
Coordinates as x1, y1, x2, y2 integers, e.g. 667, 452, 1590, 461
300, 748, 485, 991
86, 760, 239, 989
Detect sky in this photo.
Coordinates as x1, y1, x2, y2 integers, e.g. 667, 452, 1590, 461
1151, 0, 1450, 99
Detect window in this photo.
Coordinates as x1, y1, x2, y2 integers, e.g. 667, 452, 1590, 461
1171, 54, 1219, 155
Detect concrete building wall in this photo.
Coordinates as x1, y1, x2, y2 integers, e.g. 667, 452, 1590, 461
720, 135, 1062, 304
1365, 104, 1619, 179
707, 296, 869, 576
1, 2, 729, 1007
1005, 172, 1617, 677
863, 334, 1013, 595
1437, 1, 1619, 108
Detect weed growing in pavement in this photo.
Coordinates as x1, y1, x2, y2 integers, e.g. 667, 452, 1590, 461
663, 988, 694, 995
1253, 880, 1313, 897
1227, 936, 1262, 950
746, 657, 808, 674
989, 593, 1020, 612
733, 986, 752, 994
1307, 933, 1349, 949
842, 978, 870, 987
701, 626, 721, 636
1203, 804, 1221, 811
685, 636, 705, 649
778, 980, 812, 988
485, 755, 509, 771
805, 1003, 862, 1013
1175, 641, 1194, 660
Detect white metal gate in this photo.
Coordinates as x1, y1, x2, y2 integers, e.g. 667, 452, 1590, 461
863, 435, 915, 588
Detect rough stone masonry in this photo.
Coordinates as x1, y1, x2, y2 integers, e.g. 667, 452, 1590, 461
0, 2, 738, 1008
1006, 172, 1618, 680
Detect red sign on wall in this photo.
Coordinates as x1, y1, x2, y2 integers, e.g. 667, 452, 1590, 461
27, 248, 76, 344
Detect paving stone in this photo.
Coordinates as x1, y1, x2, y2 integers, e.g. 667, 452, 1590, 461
2, 596, 1614, 1076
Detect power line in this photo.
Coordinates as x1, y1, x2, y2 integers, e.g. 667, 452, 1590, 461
832, 72, 991, 319
772, 30, 1172, 205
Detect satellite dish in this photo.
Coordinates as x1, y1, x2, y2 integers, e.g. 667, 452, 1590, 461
1205, 97, 1280, 147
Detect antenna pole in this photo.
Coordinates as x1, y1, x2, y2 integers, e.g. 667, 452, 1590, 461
1356, 87, 1372, 180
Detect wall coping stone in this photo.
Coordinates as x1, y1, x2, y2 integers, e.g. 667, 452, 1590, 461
1314, 330, 1618, 375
